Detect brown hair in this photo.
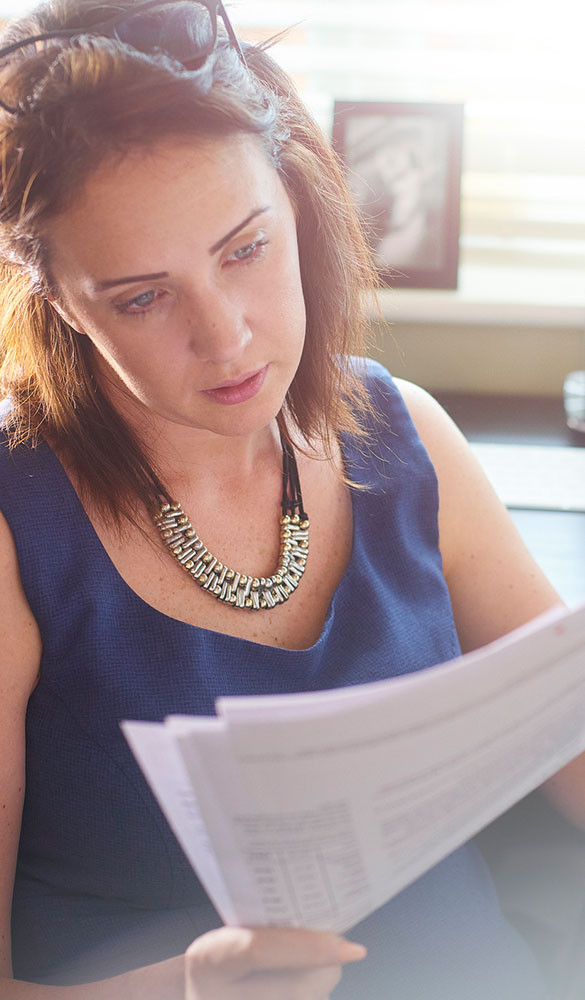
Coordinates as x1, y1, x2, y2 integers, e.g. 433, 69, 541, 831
0, 0, 378, 526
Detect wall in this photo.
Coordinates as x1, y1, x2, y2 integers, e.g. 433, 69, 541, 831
369, 320, 585, 397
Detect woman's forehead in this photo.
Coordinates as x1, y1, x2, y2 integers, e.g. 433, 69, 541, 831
46, 134, 287, 279
69, 133, 277, 216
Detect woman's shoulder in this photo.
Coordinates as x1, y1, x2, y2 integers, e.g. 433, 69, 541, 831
343, 358, 440, 488
0, 507, 42, 692
355, 356, 397, 398
354, 358, 466, 464
353, 357, 431, 437
0, 416, 54, 487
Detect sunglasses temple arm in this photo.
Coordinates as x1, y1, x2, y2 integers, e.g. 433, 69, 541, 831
0, 28, 81, 62
217, 0, 247, 65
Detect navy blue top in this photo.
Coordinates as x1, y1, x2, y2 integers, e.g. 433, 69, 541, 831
1, 360, 546, 997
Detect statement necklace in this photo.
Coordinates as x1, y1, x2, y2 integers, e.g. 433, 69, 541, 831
154, 438, 309, 611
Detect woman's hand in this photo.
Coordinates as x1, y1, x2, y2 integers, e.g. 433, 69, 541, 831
184, 926, 366, 1000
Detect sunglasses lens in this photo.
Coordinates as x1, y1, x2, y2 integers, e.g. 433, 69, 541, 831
114, 2, 216, 65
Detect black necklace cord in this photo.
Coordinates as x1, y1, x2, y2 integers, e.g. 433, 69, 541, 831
281, 437, 308, 521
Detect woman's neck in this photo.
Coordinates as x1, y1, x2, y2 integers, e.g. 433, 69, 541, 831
97, 365, 284, 492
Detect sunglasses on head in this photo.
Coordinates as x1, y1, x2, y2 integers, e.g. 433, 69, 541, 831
0, 0, 246, 115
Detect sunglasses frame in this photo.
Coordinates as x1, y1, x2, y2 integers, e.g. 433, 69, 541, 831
0, 0, 246, 114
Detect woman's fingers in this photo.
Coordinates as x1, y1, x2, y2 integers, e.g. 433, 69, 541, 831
185, 926, 366, 999
186, 926, 365, 980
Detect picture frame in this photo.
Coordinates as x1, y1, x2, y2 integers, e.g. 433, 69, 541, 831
332, 100, 464, 290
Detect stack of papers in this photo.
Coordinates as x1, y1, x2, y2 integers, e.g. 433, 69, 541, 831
123, 602, 585, 934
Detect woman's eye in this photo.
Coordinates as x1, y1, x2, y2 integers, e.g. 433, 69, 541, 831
227, 238, 268, 264
116, 289, 164, 315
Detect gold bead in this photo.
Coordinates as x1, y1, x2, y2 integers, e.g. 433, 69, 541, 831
245, 597, 253, 608
280, 515, 290, 524
160, 503, 171, 514
215, 562, 223, 571
275, 575, 282, 584
215, 586, 222, 595
202, 552, 212, 563
185, 528, 196, 538
251, 578, 260, 589
282, 529, 292, 538
185, 560, 194, 570
229, 594, 237, 604
240, 575, 248, 584
162, 529, 173, 539
226, 569, 235, 581
291, 514, 300, 524
299, 540, 308, 550
300, 519, 309, 529
171, 502, 181, 511
173, 546, 183, 554
178, 515, 188, 525
260, 598, 267, 608
282, 542, 292, 552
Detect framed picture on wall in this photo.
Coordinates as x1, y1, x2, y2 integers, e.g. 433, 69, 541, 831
332, 100, 464, 289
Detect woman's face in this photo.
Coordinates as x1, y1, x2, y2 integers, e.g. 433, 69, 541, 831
46, 133, 306, 440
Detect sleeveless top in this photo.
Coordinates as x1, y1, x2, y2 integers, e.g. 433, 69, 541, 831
1, 360, 547, 997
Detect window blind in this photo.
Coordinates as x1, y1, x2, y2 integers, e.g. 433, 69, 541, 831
231, 0, 585, 273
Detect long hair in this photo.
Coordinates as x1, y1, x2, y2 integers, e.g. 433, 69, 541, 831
0, 0, 378, 526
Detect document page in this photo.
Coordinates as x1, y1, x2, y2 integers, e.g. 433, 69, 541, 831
123, 602, 585, 934
121, 718, 238, 923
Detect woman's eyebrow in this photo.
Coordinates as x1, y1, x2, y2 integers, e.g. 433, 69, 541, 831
209, 206, 269, 255
91, 207, 271, 291
93, 271, 169, 292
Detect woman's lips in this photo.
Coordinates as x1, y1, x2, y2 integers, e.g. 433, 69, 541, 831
201, 365, 269, 405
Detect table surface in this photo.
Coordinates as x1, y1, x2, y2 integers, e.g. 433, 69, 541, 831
433, 393, 585, 608
435, 392, 585, 448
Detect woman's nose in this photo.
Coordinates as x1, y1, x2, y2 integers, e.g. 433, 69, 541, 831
187, 291, 252, 364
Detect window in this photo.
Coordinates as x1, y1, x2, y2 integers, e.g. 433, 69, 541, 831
2, 0, 583, 285
232, 0, 585, 280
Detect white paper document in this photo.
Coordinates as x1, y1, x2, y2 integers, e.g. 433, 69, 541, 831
122, 602, 585, 934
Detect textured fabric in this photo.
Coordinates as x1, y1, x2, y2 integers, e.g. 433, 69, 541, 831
1, 360, 547, 996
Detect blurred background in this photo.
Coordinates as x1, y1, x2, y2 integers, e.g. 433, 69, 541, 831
227, 0, 585, 397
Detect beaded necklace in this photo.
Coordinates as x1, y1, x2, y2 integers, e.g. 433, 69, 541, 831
154, 438, 309, 610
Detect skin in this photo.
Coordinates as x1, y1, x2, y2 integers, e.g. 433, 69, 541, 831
0, 131, 580, 997
49, 134, 308, 447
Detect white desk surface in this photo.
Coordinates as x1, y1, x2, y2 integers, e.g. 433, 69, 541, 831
471, 442, 585, 513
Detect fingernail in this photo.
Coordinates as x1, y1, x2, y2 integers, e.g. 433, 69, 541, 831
338, 940, 367, 962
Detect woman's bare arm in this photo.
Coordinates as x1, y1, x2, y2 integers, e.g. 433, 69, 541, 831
394, 379, 562, 649
0, 509, 43, 985
395, 378, 585, 826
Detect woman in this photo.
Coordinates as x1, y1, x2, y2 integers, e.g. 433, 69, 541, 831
0, 1, 580, 996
